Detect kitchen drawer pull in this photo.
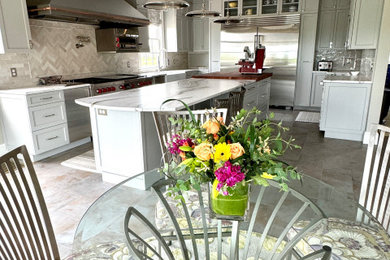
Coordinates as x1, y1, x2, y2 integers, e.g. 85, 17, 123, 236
44, 113, 56, 118
40, 96, 53, 100
46, 136, 58, 141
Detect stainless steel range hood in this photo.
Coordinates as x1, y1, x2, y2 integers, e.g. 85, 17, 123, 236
26, 0, 150, 27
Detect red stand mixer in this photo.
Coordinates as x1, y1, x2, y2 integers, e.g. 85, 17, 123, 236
238, 33, 266, 74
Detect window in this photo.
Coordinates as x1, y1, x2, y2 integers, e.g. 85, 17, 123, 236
139, 16, 165, 70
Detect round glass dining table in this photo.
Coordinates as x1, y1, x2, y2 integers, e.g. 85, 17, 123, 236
69, 169, 390, 260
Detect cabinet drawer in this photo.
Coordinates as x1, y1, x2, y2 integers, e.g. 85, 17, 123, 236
27, 91, 64, 107
29, 102, 67, 131
33, 124, 69, 154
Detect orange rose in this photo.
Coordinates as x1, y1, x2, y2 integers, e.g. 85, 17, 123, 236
193, 143, 213, 161
202, 119, 220, 135
179, 152, 186, 161
230, 143, 245, 159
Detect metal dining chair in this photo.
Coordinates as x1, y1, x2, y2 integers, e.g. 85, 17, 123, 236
152, 108, 228, 164
290, 124, 390, 259
359, 124, 390, 230
0, 145, 60, 260
141, 178, 331, 260
214, 88, 246, 124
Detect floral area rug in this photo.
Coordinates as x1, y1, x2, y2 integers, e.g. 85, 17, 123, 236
289, 218, 390, 260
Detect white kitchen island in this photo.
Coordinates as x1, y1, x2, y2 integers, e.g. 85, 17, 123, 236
76, 78, 260, 189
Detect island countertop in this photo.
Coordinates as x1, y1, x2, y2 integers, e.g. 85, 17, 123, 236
192, 72, 273, 81
75, 78, 254, 111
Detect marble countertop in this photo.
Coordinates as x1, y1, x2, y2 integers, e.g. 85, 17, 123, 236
76, 78, 254, 112
323, 74, 372, 83
0, 84, 91, 95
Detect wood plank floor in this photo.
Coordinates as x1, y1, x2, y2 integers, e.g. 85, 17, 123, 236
33, 108, 367, 258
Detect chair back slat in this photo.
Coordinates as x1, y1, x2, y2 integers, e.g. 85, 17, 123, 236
217, 220, 222, 260
254, 190, 289, 259
374, 136, 390, 214
359, 124, 390, 234
177, 190, 200, 260
124, 207, 175, 260
152, 179, 190, 260
270, 202, 309, 258
1, 160, 37, 260
151, 178, 329, 260
366, 127, 386, 212
376, 137, 390, 223
197, 190, 210, 260
243, 185, 266, 259
0, 145, 59, 260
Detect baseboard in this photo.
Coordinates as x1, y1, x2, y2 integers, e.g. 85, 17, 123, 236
31, 137, 91, 162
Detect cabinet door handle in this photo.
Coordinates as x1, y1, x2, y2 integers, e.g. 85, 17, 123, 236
44, 113, 56, 118
320, 81, 324, 86
40, 96, 53, 100
46, 136, 58, 141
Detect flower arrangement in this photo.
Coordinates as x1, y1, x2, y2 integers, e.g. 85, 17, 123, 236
162, 102, 301, 206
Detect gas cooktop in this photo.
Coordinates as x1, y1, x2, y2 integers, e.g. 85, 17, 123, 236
63, 74, 142, 84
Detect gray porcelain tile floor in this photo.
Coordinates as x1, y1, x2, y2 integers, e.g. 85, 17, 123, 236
33, 108, 367, 258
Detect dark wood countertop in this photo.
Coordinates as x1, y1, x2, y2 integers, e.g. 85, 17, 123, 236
192, 72, 273, 81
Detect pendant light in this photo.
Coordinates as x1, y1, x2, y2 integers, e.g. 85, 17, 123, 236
185, 0, 221, 18
213, 9, 242, 24
143, 0, 190, 10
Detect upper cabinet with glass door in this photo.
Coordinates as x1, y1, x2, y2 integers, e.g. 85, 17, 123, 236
222, 0, 302, 17
261, 0, 278, 14
223, 0, 239, 16
242, 0, 258, 16
280, 0, 300, 13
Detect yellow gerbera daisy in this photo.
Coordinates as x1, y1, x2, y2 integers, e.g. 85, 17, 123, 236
261, 172, 274, 180
213, 143, 231, 163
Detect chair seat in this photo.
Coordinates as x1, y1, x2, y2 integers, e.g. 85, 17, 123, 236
288, 218, 390, 260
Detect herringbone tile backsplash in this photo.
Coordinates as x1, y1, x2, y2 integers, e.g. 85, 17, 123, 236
0, 19, 187, 89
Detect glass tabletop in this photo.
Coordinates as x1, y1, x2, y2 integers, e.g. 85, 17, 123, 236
71, 169, 390, 259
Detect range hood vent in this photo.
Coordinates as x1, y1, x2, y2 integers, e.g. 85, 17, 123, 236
27, 0, 150, 27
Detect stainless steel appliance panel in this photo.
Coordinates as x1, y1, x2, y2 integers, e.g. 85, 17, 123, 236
63, 86, 92, 142
96, 28, 141, 52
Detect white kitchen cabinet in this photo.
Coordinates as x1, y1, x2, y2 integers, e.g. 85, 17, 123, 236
0, 90, 70, 161
191, 18, 209, 52
300, 0, 319, 13
347, 0, 383, 49
316, 11, 336, 49
0, 0, 31, 53
243, 79, 271, 119
316, 5, 350, 49
319, 81, 371, 141
294, 12, 318, 107
164, 9, 188, 52
310, 71, 326, 107
320, 0, 350, 11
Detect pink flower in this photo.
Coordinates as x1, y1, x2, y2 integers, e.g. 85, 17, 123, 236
214, 161, 245, 194
167, 135, 194, 155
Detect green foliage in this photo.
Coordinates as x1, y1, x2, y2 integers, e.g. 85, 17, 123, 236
161, 103, 301, 195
